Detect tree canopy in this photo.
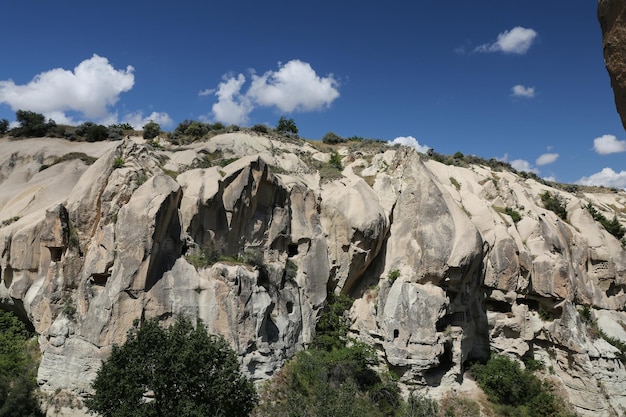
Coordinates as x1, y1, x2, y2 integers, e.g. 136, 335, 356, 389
0, 310, 43, 417
142, 121, 161, 140
276, 116, 298, 136
12, 110, 53, 137
86, 316, 257, 417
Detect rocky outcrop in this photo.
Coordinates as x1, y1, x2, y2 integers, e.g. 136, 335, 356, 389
1, 133, 625, 416
599, 0, 626, 129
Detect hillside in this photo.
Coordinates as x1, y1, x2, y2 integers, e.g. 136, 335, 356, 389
0, 132, 625, 416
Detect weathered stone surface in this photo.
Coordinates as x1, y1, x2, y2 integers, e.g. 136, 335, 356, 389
599, 0, 626, 130
0, 133, 625, 415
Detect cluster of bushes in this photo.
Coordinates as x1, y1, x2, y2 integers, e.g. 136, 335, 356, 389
540, 191, 568, 220
167, 119, 227, 144
425, 149, 515, 173
254, 294, 405, 416
586, 203, 625, 240
470, 355, 574, 417
0, 110, 137, 142
494, 206, 522, 224
5, 110, 57, 137
0, 310, 43, 417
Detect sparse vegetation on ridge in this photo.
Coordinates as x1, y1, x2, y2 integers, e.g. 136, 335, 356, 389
540, 191, 568, 220
586, 203, 625, 240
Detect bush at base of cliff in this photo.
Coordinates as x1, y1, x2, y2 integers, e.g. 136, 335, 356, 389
470, 355, 575, 417
86, 316, 257, 417
0, 310, 44, 417
253, 294, 403, 417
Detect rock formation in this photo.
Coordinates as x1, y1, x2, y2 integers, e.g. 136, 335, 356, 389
0, 133, 625, 416
599, 0, 626, 130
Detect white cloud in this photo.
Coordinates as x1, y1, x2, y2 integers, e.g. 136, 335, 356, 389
536, 153, 559, 166
475, 27, 538, 54
578, 168, 626, 189
388, 136, 430, 153
198, 88, 215, 97
211, 74, 253, 126
593, 134, 626, 155
0, 54, 134, 121
511, 159, 539, 174
247, 60, 339, 112
122, 111, 173, 130
511, 85, 535, 98
207, 60, 340, 125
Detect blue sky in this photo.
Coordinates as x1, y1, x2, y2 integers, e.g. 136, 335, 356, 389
1, 1, 625, 188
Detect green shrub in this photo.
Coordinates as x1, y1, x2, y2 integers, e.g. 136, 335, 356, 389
322, 131, 345, 144
142, 120, 161, 140
329, 151, 343, 170
449, 177, 461, 191
402, 391, 438, 417
388, 269, 400, 284
504, 207, 522, 223
471, 355, 574, 417
112, 157, 125, 169
586, 204, 625, 240
251, 124, 269, 133
540, 191, 567, 220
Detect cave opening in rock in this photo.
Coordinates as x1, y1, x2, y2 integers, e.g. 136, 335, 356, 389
91, 273, 110, 286
287, 243, 298, 257
3, 266, 13, 290
48, 247, 63, 262
484, 299, 512, 313
424, 341, 454, 386
286, 301, 294, 314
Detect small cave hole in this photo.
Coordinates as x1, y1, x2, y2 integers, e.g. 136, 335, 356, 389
393, 329, 399, 339
424, 341, 454, 386
91, 273, 110, 286
286, 301, 294, 314
48, 247, 63, 262
484, 299, 512, 314
3, 267, 13, 289
287, 244, 298, 257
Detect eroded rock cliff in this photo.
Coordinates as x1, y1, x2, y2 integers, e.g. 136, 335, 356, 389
599, 0, 626, 130
1, 133, 625, 416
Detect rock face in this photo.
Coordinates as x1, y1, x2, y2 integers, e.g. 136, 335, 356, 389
1, 133, 626, 416
599, 0, 626, 129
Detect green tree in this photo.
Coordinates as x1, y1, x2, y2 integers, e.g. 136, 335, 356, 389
86, 316, 256, 417
0, 310, 43, 417
276, 116, 298, 136
142, 121, 161, 140
0, 119, 9, 135
12, 110, 50, 137
322, 131, 345, 144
